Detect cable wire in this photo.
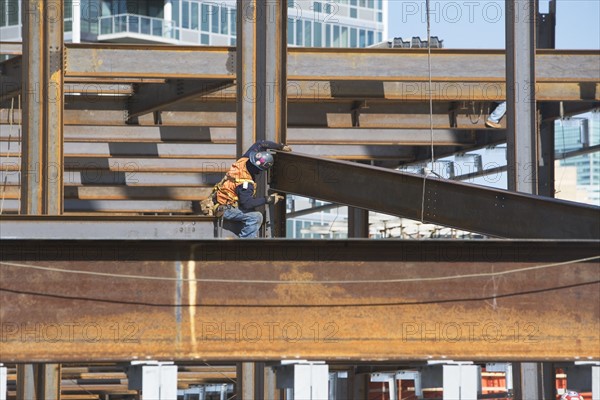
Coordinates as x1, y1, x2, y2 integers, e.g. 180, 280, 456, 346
0, 255, 597, 285
420, 0, 436, 222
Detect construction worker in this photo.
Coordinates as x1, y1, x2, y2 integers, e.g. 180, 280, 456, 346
215, 140, 292, 238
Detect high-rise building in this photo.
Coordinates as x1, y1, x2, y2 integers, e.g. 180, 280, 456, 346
1, 0, 386, 47
555, 111, 600, 206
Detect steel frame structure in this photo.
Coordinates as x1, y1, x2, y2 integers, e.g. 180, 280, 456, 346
0, 4, 599, 398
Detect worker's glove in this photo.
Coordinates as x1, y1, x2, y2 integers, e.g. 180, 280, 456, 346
266, 193, 284, 205
281, 144, 292, 152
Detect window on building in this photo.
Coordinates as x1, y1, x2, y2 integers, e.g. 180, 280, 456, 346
341, 26, 348, 46
191, 2, 198, 30
182, 1, 189, 29
287, 18, 294, 44
296, 19, 303, 45
230, 9, 236, 35
211, 5, 219, 33
350, 27, 357, 47
350, 7, 357, 18
173, 0, 180, 26
8, 0, 18, 26
377, 31, 382, 43
325, 23, 331, 47
359, 29, 365, 47
313, 1, 322, 13
377, 11, 382, 22
201, 3, 209, 31
333, 25, 340, 47
0, 1, 6, 27
314, 21, 322, 47
64, 0, 73, 32
367, 30, 374, 45
377, 0, 383, 10
201, 33, 209, 44
220, 5, 228, 34
304, 20, 312, 46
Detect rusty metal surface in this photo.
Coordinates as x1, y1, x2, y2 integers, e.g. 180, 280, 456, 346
271, 151, 600, 239
58, 45, 600, 82
0, 239, 598, 362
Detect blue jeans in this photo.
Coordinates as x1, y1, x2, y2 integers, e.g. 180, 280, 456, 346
488, 101, 506, 123
223, 206, 263, 238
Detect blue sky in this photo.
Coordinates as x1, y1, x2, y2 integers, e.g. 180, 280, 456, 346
387, 0, 600, 49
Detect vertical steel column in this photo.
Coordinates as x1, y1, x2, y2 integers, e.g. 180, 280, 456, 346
236, 0, 287, 236
537, 104, 557, 197
236, 362, 265, 400
505, 0, 538, 194
20, 0, 63, 214
348, 208, 369, 238
16, 364, 61, 400
264, 365, 280, 400
264, 0, 287, 237
44, 0, 64, 214
236, 0, 259, 156
536, 0, 556, 197
512, 362, 542, 400
21, 1, 45, 214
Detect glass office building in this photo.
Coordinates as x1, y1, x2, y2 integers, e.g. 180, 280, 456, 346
555, 111, 600, 206
1, 0, 387, 47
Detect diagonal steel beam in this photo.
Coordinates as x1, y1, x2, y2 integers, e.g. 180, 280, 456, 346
126, 79, 234, 121
270, 151, 600, 239
0, 55, 21, 102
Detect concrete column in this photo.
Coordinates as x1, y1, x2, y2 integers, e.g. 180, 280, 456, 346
442, 364, 481, 400
0, 364, 6, 400
276, 362, 329, 400
505, 0, 538, 194
127, 361, 178, 399
592, 366, 599, 400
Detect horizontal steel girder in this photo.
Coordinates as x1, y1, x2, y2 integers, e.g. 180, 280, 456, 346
58, 46, 600, 82
0, 239, 598, 362
270, 152, 600, 239
0, 125, 502, 146
0, 215, 217, 240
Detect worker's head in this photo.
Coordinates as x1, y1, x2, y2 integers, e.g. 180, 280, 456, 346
249, 151, 274, 171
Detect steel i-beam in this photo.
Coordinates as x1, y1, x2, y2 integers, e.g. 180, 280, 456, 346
506, 0, 538, 194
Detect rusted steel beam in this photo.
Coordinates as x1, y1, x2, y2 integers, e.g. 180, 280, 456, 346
127, 79, 234, 120
0, 239, 598, 362
270, 152, 600, 239
60, 45, 600, 83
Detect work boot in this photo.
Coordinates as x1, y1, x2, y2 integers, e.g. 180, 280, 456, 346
485, 119, 502, 128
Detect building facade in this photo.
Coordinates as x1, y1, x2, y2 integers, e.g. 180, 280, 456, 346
555, 111, 600, 206
1, 0, 386, 47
